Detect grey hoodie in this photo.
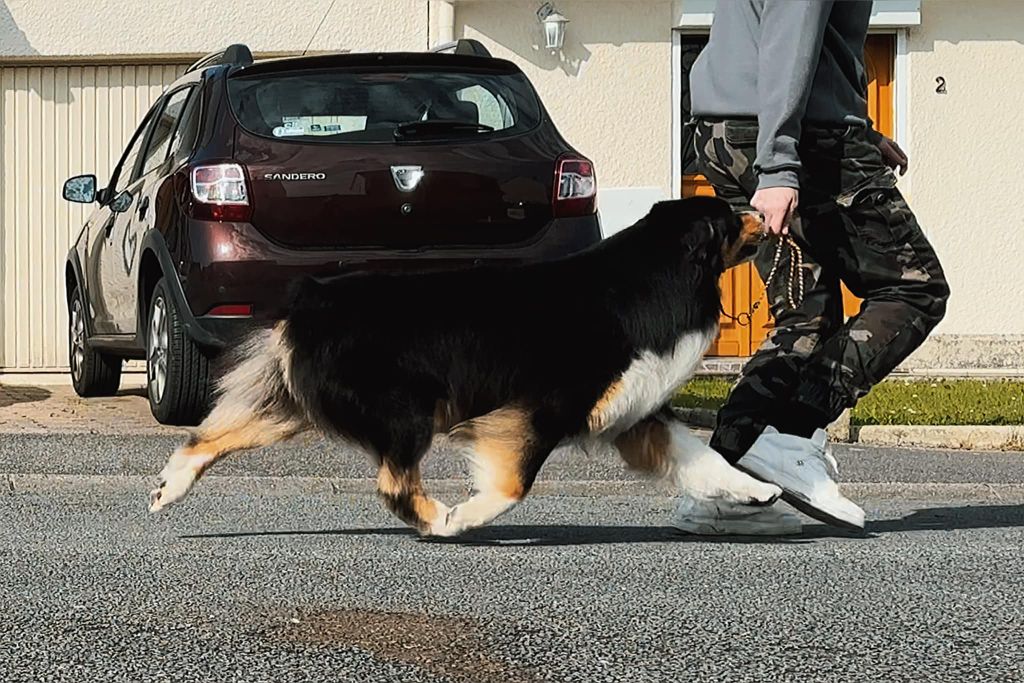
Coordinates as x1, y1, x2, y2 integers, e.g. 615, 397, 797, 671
690, 0, 878, 190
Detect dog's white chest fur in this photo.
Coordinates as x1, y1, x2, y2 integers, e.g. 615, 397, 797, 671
591, 326, 717, 435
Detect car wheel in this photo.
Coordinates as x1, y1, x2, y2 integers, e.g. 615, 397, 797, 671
147, 278, 213, 426
68, 288, 122, 396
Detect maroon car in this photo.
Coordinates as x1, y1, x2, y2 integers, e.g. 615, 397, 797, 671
62, 41, 600, 425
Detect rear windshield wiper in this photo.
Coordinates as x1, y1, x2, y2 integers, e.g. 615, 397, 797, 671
394, 120, 495, 139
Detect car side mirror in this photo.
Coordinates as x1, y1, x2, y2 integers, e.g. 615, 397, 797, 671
63, 174, 97, 204
110, 190, 135, 214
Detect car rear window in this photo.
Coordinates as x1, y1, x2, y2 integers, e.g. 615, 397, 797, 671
228, 68, 543, 143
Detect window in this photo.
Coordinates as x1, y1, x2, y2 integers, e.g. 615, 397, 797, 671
168, 86, 202, 163
455, 85, 513, 131
140, 88, 192, 178
111, 109, 156, 194
228, 68, 541, 143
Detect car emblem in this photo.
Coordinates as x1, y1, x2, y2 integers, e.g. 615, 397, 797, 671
391, 165, 424, 192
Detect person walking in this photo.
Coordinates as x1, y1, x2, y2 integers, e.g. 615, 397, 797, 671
677, 0, 950, 535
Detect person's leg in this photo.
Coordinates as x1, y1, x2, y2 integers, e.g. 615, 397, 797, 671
694, 119, 844, 463
785, 128, 950, 430
730, 128, 948, 531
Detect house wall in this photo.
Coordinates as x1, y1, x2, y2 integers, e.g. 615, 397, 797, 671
903, 0, 1024, 340
0, 0, 427, 56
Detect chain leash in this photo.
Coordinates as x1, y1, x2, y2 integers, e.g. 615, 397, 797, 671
722, 236, 805, 328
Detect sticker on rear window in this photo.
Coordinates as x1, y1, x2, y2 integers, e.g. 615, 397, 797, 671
273, 126, 305, 137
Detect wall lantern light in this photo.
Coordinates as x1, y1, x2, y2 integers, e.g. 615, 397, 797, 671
537, 3, 569, 51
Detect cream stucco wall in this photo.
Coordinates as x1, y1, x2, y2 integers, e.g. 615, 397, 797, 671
0, 0, 426, 56
454, 1, 675, 232
905, 0, 1024, 336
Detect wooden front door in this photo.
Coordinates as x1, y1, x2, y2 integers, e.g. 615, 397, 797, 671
680, 34, 896, 356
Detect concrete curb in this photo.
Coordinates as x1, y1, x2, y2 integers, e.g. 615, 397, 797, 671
853, 425, 1024, 451
672, 407, 1024, 451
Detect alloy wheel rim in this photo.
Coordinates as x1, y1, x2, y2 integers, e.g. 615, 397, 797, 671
148, 296, 169, 404
69, 300, 86, 383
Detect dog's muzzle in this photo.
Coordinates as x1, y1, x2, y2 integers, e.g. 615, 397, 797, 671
722, 212, 765, 268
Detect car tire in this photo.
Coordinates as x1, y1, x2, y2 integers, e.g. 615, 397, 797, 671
68, 288, 122, 397
147, 278, 213, 426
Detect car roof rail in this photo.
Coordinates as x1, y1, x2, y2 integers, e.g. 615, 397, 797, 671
186, 44, 254, 74
429, 38, 492, 58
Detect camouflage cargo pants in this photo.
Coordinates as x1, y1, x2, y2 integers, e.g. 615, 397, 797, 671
693, 119, 950, 463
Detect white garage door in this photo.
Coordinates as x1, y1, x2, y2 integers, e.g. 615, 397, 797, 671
0, 62, 187, 373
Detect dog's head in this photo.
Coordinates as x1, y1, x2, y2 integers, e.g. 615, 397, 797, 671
647, 196, 764, 271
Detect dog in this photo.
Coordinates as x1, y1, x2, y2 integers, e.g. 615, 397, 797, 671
148, 196, 776, 536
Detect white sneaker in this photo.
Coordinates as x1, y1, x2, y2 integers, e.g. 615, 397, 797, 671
671, 495, 803, 536
737, 426, 865, 530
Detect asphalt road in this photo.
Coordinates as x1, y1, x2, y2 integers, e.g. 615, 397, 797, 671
3, 434, 1024, 682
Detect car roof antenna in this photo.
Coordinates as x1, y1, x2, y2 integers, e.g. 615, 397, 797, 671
302, 0, 339, 56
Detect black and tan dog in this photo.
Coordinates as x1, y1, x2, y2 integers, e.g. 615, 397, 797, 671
148, 196, 776, 536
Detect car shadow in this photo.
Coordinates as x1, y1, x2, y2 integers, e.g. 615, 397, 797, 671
180, 503, 1024, 547
0, 385, 51, 408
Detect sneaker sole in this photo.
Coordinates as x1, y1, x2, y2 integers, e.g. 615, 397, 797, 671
779, 490, 865, 532
671, 517, 803, 536
736, 464, 865, 532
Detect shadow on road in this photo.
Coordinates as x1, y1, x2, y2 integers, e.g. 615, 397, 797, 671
0, 385, 51, 408
185, 524, 813, 546
182, 504, 1024, 546
869, 504, 1024, 533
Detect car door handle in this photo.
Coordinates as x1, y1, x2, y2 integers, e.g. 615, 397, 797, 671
137, 196, 150, 221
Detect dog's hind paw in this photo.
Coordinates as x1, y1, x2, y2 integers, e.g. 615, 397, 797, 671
147, 452, 199, 513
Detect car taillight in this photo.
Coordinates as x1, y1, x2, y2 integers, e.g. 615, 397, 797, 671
189, 163, 252, 221
553, 155, 597, 218
206, 304, 253, 317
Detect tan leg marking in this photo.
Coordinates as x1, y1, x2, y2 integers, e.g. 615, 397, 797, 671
377, 461, 449, 534
150, 413, 305, 512
614, 418, 672, 477
436, 407, 536, 536
586, 379, 624, 433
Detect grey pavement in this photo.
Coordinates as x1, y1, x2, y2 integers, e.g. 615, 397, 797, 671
2, 434, 1024, 682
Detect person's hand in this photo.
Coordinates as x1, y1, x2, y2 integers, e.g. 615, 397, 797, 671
751, 186, 799, 237
877, 135, 909, 175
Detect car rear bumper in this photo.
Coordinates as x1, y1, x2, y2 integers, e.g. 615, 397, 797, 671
179, 214, 601, 348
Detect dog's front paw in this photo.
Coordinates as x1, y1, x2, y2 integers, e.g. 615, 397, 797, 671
423, 505, 461, 537
711, 474, 781, 507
